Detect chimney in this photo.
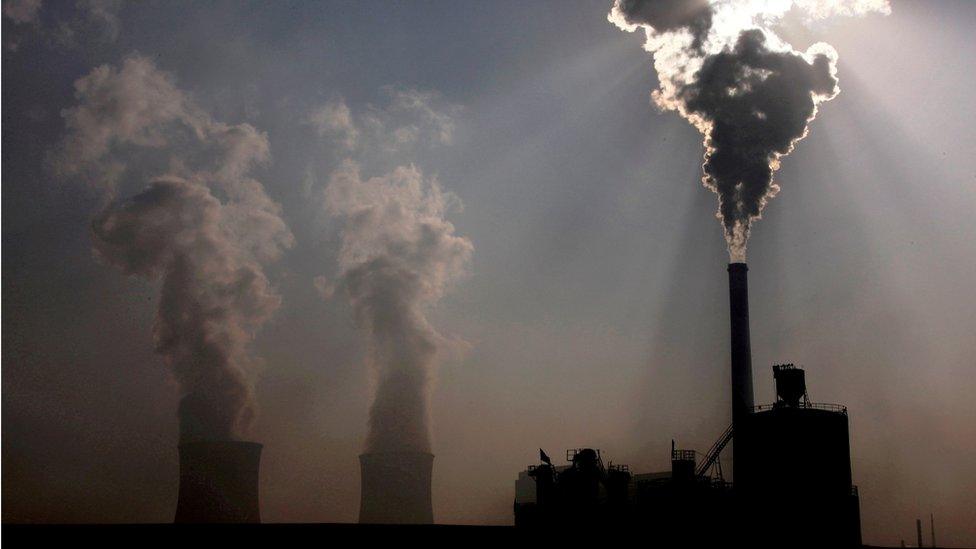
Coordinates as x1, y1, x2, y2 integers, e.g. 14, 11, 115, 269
917, 518, 924, 548
359, 452, 434, 524
728, 263, 755, 480
174, 440, 262, 523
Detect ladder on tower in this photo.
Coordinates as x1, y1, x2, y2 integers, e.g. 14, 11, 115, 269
695, 423, 733, 479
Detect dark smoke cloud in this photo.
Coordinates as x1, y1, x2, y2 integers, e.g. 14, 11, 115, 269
612, 0, 712, 49
683, 29, 838, 257
56, 55, 293, 441
609, 0, 888, 260
323, 156, 472, 453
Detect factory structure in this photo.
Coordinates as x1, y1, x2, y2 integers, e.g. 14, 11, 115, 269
166, 262, 861, 544
513, 263, 862, 546
170, 437, 437, 525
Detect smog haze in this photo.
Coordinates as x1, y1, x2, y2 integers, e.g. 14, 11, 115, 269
3, 1, 975, 545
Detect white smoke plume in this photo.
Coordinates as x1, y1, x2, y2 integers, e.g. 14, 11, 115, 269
609, 0, 889, 261
326, 161, 472, 453
308, 88, 458, 162
56, 55, 294, 441
315, 93, 471, 453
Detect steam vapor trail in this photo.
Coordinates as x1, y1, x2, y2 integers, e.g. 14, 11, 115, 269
311, 90, 470, 454
325, 160, 472, 453
56, 55, 293, 441
609, 0, 890, 261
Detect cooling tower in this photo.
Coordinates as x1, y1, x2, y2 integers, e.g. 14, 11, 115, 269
359, 452, 434, 524
174, 440, 262, 523
728, 263, 754, 480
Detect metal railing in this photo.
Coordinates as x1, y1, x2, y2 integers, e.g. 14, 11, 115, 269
751, 402, 847, 414
695, 423, 733, 479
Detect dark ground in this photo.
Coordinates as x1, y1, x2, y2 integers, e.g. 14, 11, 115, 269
4, 524, 966, 548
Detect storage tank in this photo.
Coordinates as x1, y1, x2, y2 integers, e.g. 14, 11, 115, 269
734, 366, 861, 547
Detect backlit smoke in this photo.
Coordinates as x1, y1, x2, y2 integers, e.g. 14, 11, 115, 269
609, 0, 889, 261
56, 55, 293, 441
325, 160, 472, 453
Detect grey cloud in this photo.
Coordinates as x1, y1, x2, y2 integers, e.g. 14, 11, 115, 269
3, 0, 41, 24
3, 0, 121, 51
77, 0, 120, 41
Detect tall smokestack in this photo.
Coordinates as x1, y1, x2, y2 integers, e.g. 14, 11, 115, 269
174, 441, 262, 523
728, 263, 754, 479
359, 452, 434, 524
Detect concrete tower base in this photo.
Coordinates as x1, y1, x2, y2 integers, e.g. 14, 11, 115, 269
359, 452, 434, 524
174, 440, 262, 523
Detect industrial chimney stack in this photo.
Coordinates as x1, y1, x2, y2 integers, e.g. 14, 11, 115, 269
174, 440, 262, 523
359, 452, 434, 524
728, 263, 755, 480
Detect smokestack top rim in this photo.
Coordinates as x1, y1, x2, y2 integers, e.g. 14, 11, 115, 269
178, 440, 263, 451
728, 262, 748, 271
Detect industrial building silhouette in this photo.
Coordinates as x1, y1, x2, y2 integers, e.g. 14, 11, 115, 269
153, 262, 864, 546
513, 263, 862, 546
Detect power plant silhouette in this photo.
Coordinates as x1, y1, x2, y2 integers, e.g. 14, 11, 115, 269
160, 262, 865, 546
513, 263, 862, 546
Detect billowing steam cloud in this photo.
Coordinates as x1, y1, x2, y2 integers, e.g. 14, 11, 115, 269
315, 94, 471, 453
56, 55, 293, 441
610, 0, 889, 261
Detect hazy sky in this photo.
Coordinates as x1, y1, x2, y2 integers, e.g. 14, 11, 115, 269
3, 1, 975, 545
